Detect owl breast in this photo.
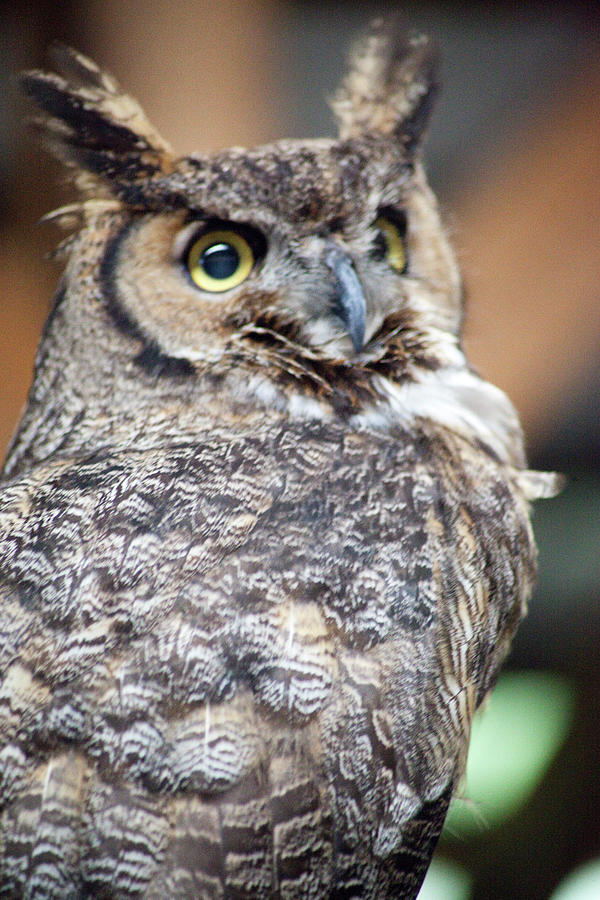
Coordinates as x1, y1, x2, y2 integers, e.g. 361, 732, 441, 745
0, 417, 534, 898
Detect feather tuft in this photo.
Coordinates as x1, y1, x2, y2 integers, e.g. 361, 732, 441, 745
19, 44, 174, 197
331, 18, 439, 154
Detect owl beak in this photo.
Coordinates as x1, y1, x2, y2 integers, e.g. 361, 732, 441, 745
325, 245, 367, 352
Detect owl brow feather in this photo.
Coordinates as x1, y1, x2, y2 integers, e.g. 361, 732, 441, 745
39, 200, 123, 229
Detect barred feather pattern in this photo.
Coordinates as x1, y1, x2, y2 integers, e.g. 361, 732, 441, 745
0, 419, 535, 898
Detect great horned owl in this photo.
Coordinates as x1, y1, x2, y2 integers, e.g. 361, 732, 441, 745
0, 21, 559, 900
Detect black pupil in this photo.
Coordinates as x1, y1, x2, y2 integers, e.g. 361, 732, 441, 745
372, 231, 388, 261
201, 242, 239, 279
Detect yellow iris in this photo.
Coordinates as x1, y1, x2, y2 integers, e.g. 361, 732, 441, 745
187, 229, 255, 293
375, 215, 407, 274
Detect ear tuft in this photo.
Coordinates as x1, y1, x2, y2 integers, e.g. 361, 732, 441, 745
19, 44, 174, 197
331, 18, 439, 155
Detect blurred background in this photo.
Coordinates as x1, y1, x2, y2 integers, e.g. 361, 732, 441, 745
1, 1, 598, 897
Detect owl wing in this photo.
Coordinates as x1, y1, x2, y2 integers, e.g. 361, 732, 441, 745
0, 420, 534, 899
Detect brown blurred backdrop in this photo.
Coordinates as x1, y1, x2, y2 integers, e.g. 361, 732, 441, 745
1, 2, 599, 898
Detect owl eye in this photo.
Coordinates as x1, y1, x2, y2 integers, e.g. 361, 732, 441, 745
373, 212, 408, 274
186, 227, 258, 293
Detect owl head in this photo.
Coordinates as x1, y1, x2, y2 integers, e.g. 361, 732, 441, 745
12, 15, 507, 480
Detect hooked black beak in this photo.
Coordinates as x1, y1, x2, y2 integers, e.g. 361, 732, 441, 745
325, 246, 367, 352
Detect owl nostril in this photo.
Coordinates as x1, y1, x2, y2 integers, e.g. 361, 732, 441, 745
325, 245, 367, 352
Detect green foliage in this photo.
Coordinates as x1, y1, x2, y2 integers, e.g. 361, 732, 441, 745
549, 859, 600, 900
444, 670, 575, 838
417, 856, 473, 900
